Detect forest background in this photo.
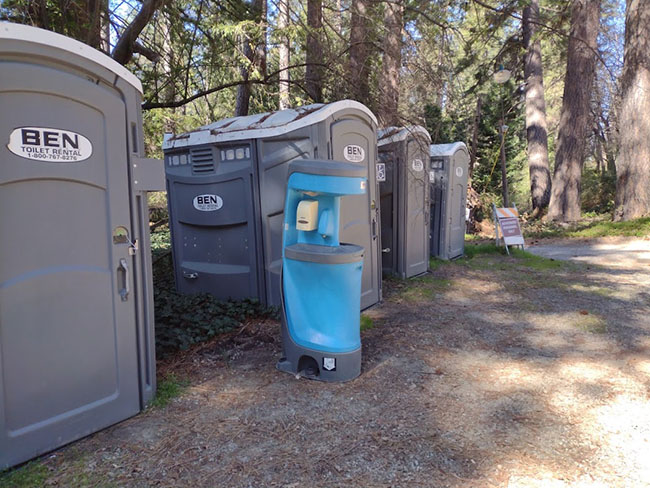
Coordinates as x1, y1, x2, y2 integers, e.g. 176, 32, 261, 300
2, 0, 648, 223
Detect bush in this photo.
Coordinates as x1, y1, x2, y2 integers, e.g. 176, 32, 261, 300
150, 228, 278, 357
581, 166, 616, 214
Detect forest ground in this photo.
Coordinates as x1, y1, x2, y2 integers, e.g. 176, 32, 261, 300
2, 238, 650, 488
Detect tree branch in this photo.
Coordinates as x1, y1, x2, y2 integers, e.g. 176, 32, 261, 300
471, 0, 614, 79
112, 0, 166, 66
142, 62, 327, 110
133, 41, 162, 62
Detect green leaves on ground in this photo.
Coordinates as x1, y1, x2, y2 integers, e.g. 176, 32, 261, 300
151, 229, 278, 357
151, 374, 190, 408
524, 216, 650, 239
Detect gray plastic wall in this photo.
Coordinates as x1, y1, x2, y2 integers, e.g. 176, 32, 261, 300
164, 104, 382, 310
0, 23, 161, 469
378, 129, 431, 278
429, 143, 470, 260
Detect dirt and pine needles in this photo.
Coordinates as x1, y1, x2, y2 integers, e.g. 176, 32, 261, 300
3, 241, 650, 488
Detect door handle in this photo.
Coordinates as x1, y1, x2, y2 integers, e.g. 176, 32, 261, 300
118, 258, 130, 301
372, 219, 377, 240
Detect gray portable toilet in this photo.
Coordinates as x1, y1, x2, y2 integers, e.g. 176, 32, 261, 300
0, 23, 163, 468
377, 126, 431, 278
163, 101, 381, 310
429, 142, 470, 260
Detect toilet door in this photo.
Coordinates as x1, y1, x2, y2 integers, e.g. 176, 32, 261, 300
379, 150, 397, 275
0, 61, 140, 468
448, 151, 469, 259
404, 138, 429, 276
330, 117, 380, 310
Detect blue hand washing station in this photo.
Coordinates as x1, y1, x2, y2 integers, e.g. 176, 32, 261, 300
277, 160, 367, 382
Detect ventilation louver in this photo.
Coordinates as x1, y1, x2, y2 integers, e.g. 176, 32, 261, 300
190, 147, 215, 174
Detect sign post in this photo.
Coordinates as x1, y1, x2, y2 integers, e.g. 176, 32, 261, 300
493, 204, 525, 255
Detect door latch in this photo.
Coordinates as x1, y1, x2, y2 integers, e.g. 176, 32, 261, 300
128, 239, 139, 256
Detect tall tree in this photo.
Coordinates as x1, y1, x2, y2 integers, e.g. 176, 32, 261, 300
236, 0, 266, 116
305, 0, 323, 102
348, 0, 371, 106
523, 0, 551, 218
548, 0, 601, 222
469, 96, 482, 180
235, 35, 255, 116
277, 0, 291, 110
378, 0, 403, 126
613, 0, 650, 220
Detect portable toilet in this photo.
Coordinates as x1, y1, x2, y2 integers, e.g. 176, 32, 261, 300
163, 101, 382, 310
0, 23, 163, 468
429, 142, 470, 260
377, 126, 431, 278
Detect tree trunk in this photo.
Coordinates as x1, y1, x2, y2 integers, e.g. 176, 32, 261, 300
547, 0, 601, 222
305, 0, 323, 103
500, 121, 510, 208
235, 36, 254, 116
335, 0, 343, 34
160, 11, 176, 133
348, 0, 371, 105
378, 0, 403, 126
84, 0, 104, 50
235, 0, 266, 116
100, 1, 111, 53
255, 0, 267, 78
523, 0, 551, 218
613, 0, 650, 220
38, 0, 50, 30
469, 96, 482, 180
278, 0, 291, 110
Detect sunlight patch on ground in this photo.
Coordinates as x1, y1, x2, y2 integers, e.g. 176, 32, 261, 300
633, 359, 650, 377
557, 361, 615, 382
507, 475, 609, 488
488, 362, 543, 386
592, 396, 650, 485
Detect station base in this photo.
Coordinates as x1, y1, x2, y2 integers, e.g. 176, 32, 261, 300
276, 334, 361, 383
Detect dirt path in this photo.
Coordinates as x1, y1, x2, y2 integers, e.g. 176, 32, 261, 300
3, 245, 650, 487
528, 237, 650, 272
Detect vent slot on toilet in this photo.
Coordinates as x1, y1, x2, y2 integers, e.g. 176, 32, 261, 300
191, 147, 215, 174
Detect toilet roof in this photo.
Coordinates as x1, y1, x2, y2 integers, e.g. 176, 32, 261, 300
0, 22, 142, 93
429, 142, 468, 157
164, 100, 377, 149
377, 126, 431, 146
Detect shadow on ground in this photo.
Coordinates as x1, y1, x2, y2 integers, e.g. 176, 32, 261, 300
3, 247, 649, 488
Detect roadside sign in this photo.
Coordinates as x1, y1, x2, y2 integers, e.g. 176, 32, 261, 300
493, 205, 525, 254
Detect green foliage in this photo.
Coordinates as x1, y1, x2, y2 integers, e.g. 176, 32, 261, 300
524, 216, 650, 239
573, 313, 608, 334
509, 248, 563, 270
463, 243, 562, 270
150, 229, 278, 357
0, 456, 117, 488
4, 0, 630, 244
397, 274, 452, 302
360, 314, 374, 331
0, 462, 48, 488
581, 165, 617, 214
463, 243, 505, 259
568, 217, 650, 238
151, 374, 190, 408
428, 257, 447, 271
